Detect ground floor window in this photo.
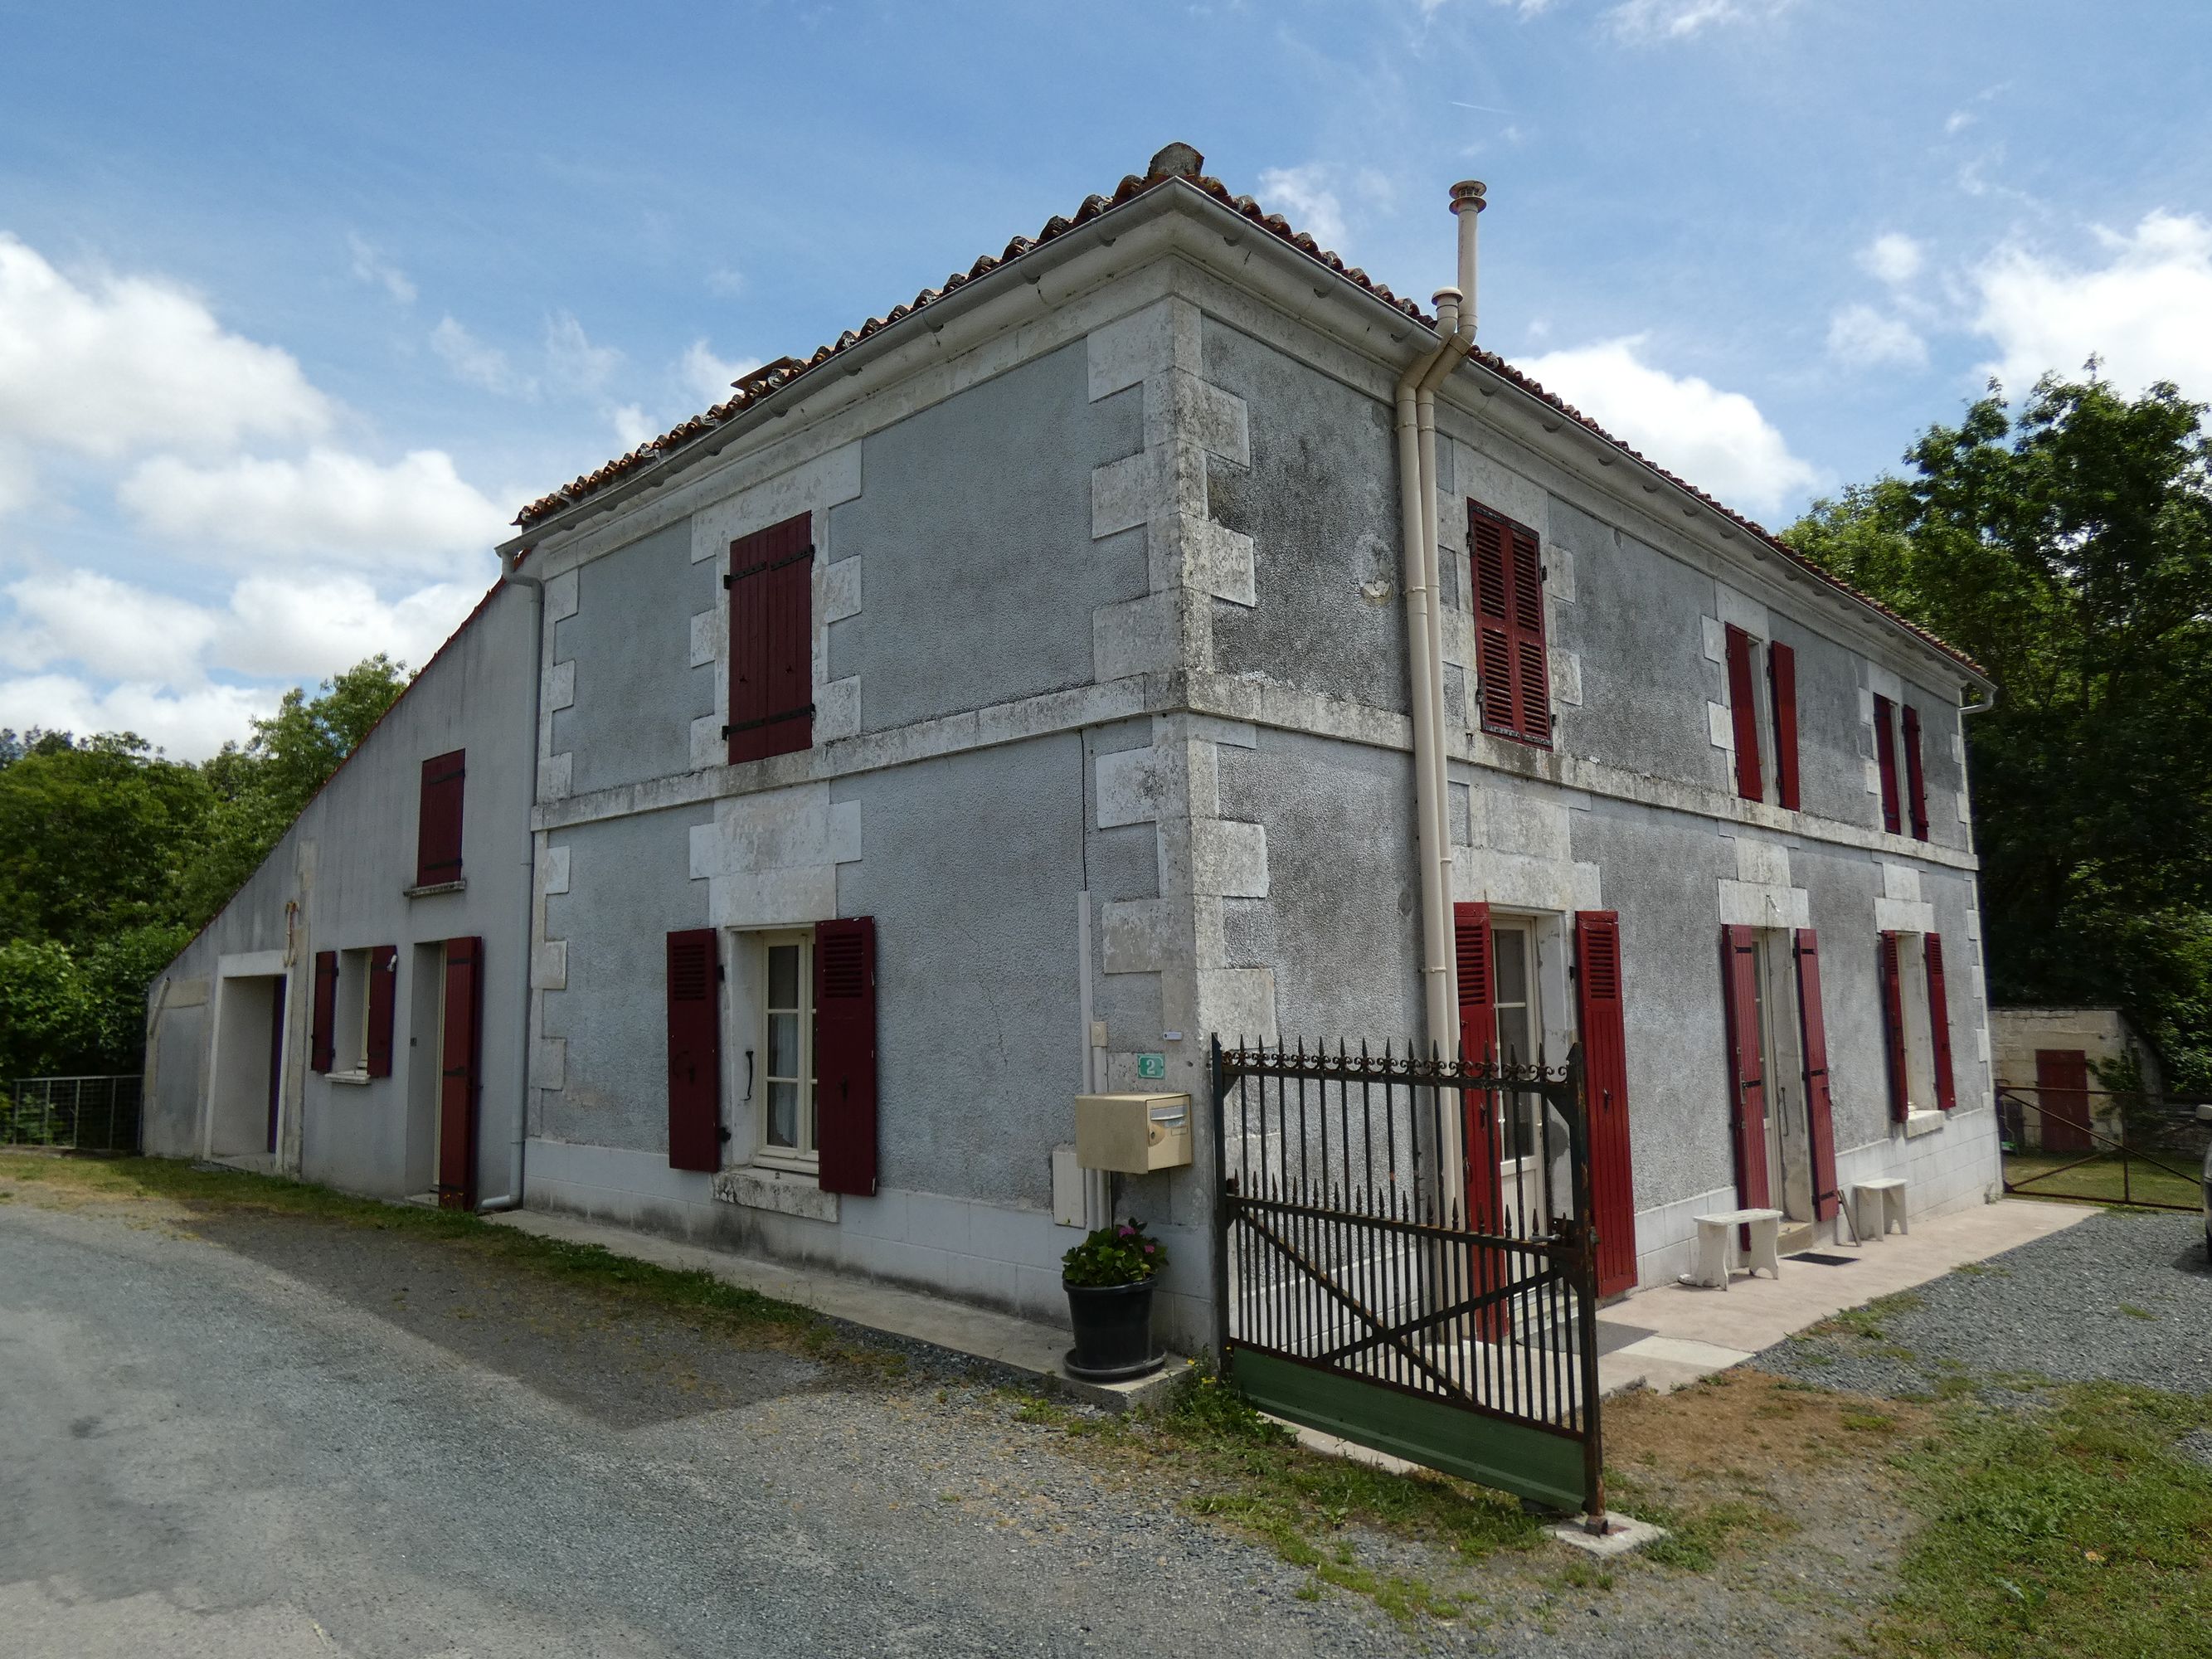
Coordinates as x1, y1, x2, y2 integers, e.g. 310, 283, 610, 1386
756, 931, 817, 1170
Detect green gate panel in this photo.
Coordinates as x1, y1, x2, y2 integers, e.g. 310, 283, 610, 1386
1229, 1350, 1587, 1513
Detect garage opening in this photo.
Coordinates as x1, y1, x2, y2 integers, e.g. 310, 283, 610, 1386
210, 973, 287, 1160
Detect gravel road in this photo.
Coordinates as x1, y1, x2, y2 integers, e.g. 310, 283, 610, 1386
0, 1198, 1403, 1659
1753, 1208, 2212, 1400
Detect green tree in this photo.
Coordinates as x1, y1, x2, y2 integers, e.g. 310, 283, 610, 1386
1787, 372, 2212, 1088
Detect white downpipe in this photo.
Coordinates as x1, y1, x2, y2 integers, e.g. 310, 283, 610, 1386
1396, 180, 1485, 1058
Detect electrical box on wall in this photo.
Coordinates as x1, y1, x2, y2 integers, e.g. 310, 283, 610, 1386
1074, 1092, 1192, 1173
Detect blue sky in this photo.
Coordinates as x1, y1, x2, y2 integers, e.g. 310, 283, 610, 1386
2, 0, 2207, 757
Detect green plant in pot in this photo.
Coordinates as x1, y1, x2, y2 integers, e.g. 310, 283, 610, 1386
1061, 1219, 1168, 1381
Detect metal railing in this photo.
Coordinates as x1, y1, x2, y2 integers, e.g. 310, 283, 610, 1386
1996, 1084, 2207, 1213
0, 1075, 143, 1153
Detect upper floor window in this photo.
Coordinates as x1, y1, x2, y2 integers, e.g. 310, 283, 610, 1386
725, 512, 814, 764
416, 750, 465, 888
1468, 502, 1551, 748
1870, 694, 1930, 840
1723, 626, 1801, 810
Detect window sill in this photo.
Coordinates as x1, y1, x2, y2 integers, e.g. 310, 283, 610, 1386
403, 878, 467, 898
1903, 1109, 1947, 1139
327, 1070, 373, 1088
712, 1164, 838, 1224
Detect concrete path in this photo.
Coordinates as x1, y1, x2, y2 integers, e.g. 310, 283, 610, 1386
487, 1208, 1181, 1409
1595, 1199, 2089, 1394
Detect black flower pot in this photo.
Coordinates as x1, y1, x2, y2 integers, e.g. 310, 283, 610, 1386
1062, 1277, 1164, 1382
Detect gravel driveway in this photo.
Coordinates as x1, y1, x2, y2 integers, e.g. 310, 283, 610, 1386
1753, 1209, 2212, 1400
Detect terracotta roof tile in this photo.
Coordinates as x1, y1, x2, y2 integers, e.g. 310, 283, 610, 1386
511, 151, 1979, 679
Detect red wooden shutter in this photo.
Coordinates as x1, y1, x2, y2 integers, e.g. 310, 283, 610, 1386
1453, 902, 1503, 1236
1768, 641, 1801, 811
1574, 911, 1636, 1297
365, 944, 398, 1078
814, 917, 878, 1195
438, 937, 484, 1209
665, 928, 723, 1171
1508, 519, 1550, 746
1878, 930, 1909, 1122
1720, 924, 1770, 1209
726, 513, 814, 764
1903, 705, 1930, 841
1872, 695, 1901, 834
1924, 932, 1956, 1111
1725, 625, 1763, 801
1791, 930, 1840, 1221
416, 750, 466, 886
1469, 504, 1550, 748
309, 951, 338, 1073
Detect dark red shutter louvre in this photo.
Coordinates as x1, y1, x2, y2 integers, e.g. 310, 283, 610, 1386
1791, 931, 1840, 1220
1768, 641, 1801, 811
1574, 911, 1636, 1297
438, 937, 484, 1209
1508, 522, 1550, 745
1878, 930, 1910, 1122
416, 750, 466, 886
726, 513, 814, 765
1925, 933, 1957, 1111
1469, 504, 1549, 748
310, 951, 338, 1073
1452, 902, 1502, 1238
1873, 695, 1902, 834
1470, 510, 1516, 736
665, 928, 723, 1171
814, 917, 878, 1195
365, 945, 398, 1078
1903, 705, 1930, 841
1725, 625, 1762, 801
1720, 924, 1771, 1209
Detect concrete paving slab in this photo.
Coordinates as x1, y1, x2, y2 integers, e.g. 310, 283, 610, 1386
1594, 1198, 2087, 1392
486, 1208, 1184, 1411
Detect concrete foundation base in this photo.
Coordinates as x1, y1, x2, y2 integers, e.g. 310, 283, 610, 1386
1546, 1513, 1668, 1557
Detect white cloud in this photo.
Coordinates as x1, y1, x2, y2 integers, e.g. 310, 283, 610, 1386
0, 673, 277, 761
1514, 336, 1826, 518
544, 311, 620, 393
118, 448, 509, 567
1827, 304, 1928, 369
0, 233, 331, 460
706, 268, 747, 299
1257, 165, 1349, 251
2, 569, 220, 685
0, 445, 33, 519
431, 315, 527, 396
347, 233, 416, 306
679, 340, 762, 407
212, 572, 485, 681
610, 404, 655, 450
1944, 110, 1975, 136
1604, 0, 1792, 41
1859, 232, 1924, 286
1971, 211, 2212, 400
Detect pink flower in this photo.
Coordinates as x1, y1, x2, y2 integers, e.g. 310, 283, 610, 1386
1144, 1243, 1156, 1253
1117, 1225, 1135, 1237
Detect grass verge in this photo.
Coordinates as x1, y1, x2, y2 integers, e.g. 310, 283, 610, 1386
1874, 1382, 2212, 1659
2001, 1150, 2202, 1213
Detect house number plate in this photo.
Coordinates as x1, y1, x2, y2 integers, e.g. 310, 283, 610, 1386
1136, 1053, 1166, 1080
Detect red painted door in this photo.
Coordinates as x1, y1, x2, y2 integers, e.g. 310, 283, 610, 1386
2035, 1048, 2092, 1152
1720, 925, 1771, 1209
438, 937, 484, 1209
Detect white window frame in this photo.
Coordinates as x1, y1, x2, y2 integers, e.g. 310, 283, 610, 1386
752, 929, 818, 1174
1896, 932, 1938, 1113
331, 946, 373, 1080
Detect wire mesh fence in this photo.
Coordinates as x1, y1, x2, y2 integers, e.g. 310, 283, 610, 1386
0, 1075, 143, 1153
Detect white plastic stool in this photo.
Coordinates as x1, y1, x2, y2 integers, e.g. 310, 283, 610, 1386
1685, 1208, 1783, 1289
1854, 1178, 1908, 1240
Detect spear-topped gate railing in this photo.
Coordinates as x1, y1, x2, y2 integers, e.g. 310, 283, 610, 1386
1210, 1036, 1605, 1521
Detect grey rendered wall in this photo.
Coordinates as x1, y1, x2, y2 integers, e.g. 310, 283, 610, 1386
829, 342, 1145, 733
1568, 800, 1741, 1209
1202, 320, 1408, 715
538, 805, 712, 1153
1215, 728, 1422, 1044
552, 520, 715, 796
1544, 500, 1728, 793
142, 582, 538, 1202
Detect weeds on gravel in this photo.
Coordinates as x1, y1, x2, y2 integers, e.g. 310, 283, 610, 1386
0, 1152, 872, 1362
1876, 1383, 2212, 1659
1812, 1290, 1925, 1343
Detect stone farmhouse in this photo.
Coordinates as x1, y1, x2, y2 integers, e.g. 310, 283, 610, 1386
143, 144, 2001, 1354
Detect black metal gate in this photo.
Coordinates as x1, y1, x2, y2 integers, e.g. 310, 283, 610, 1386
1210, 1037, 1603, 1518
